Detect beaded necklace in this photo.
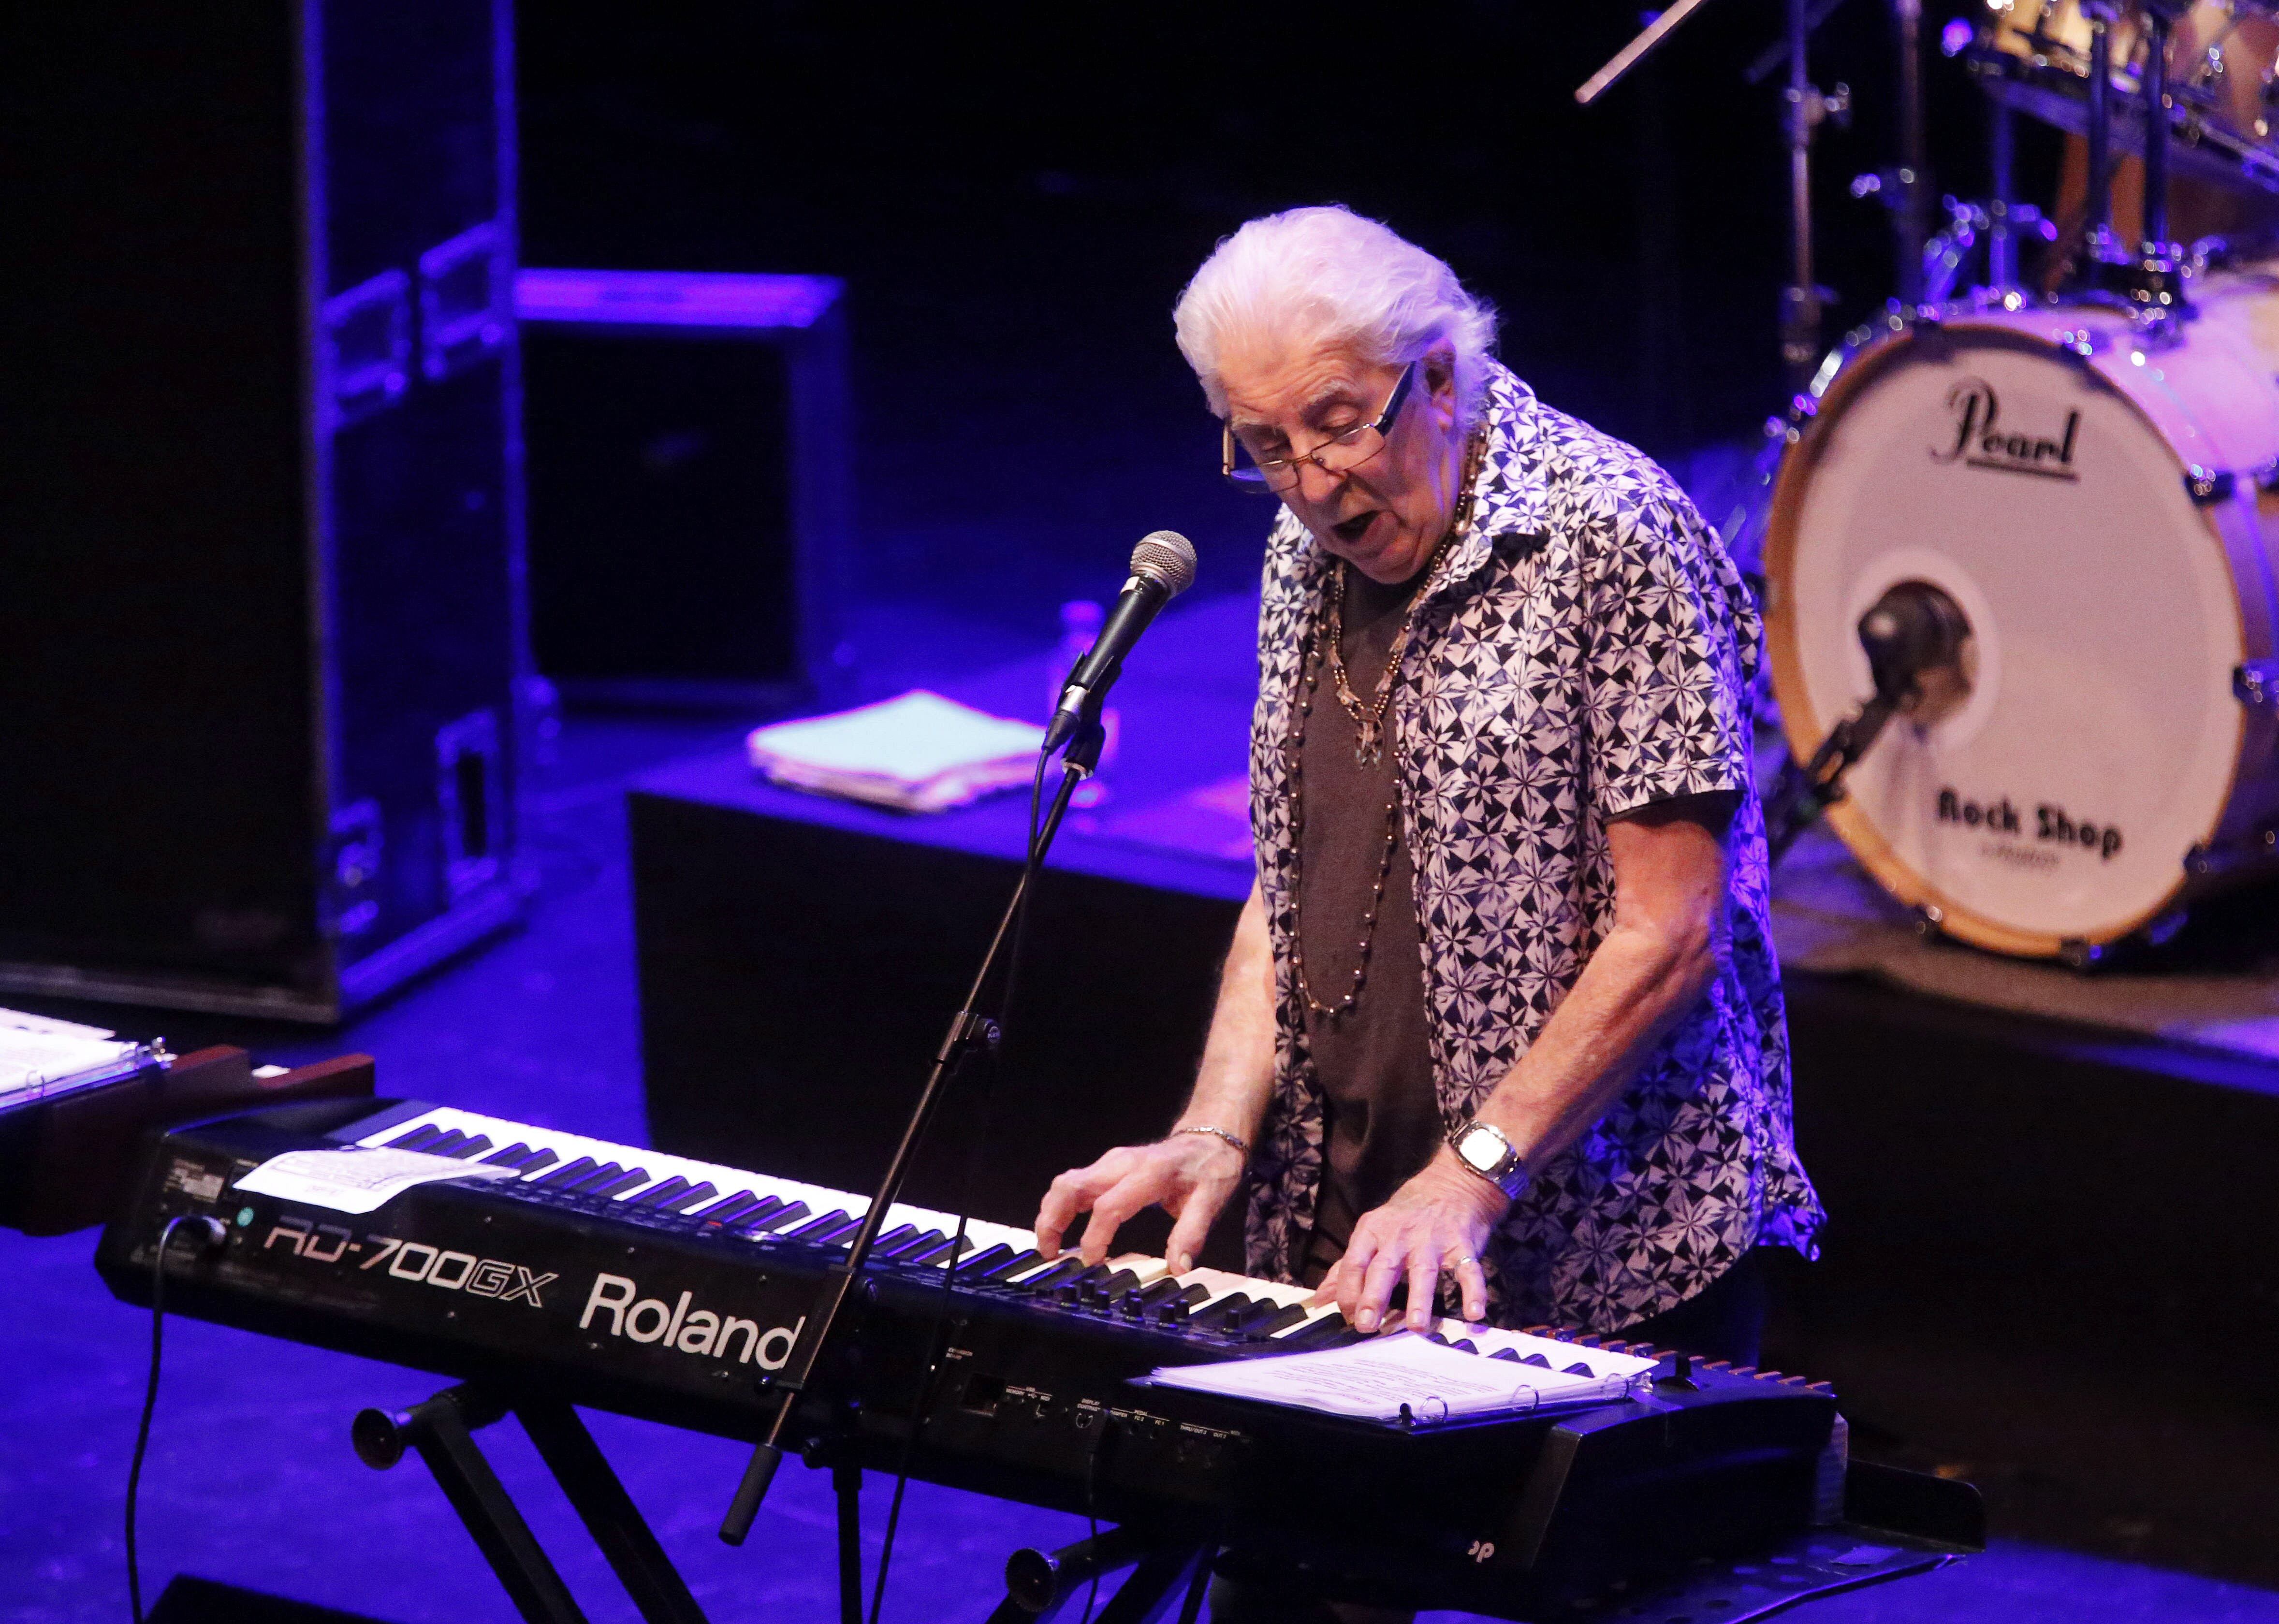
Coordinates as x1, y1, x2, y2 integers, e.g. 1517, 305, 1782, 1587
1286, 426, 1488, 1020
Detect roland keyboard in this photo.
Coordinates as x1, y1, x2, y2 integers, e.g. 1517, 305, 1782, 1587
99, 1095, 1855, 1614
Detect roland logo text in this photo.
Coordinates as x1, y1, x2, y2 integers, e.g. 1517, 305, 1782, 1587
579, 1272, 802, 1369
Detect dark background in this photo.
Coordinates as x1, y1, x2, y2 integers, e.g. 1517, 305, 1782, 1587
518, 0, 2054, 626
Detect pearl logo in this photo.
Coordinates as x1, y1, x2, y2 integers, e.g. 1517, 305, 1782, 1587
1931, 378, 2080, 482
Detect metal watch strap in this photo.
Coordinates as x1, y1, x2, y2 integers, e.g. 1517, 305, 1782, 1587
1449, 1120, 1529, 1201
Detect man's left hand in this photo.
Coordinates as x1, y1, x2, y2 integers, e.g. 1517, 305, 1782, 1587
1310, 1151, 1508, 1333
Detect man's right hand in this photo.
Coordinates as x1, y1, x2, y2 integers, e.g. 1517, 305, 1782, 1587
1033, 1131, 1244, 1275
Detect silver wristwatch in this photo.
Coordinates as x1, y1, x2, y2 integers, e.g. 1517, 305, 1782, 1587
1448, 1120, 1529, 1201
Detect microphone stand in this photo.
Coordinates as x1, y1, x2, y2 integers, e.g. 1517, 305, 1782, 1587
717, 714, 1109, 1547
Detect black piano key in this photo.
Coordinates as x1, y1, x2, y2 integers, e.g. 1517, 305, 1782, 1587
1234, 1297, 1292, 1334
745, 1200, 812, 1234
630, 1176, 692, 1208
657, 1181, 719, 1213
867, 1225, 923, 1257
386, 1123, 448, 1151
536, 1156, 599, 1188
1134, 1278, 1184, 1309
1450, 1339, 1479, 1355
1173, 1281, 1212, 1305
950, 1243, 1014, 1276
442, 1135, 494, 1159
591, 1168, 652, 1199
513, 1149, 559, 1175
1200, 1292, 1253, 1330
976, 1248, 1043, 1281
480, 1143, 536, 1166
1284, 1318, 1361, 1350
1097, 1269, 1140, 1296
1520, 1353, 1553, 1369
559, 1161, 623, 1192
693, 1192, 763, 1225
422, 1130, 470, 1157
903, 1234, 973, 1265
1246, 1302, 1309, 1339
786, 1211, 859, 1244
1018, 1258, 1087, 1293
1562, 1362, 1596, 1377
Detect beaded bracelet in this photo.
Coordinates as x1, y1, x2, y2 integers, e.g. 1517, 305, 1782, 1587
1172, 1124, 1251, 1157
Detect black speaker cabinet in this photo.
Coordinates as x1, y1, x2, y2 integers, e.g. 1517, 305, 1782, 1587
516, 270, 854, 710
0, 0, 529, 1022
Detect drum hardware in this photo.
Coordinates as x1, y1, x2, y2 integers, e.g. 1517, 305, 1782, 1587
2185, 826, 2279, 874
1765, 581, 1974, 861
2231, 657, 2279, 707
2186, 463, 2238, 502
1918, 197, 2060, 303
1895, 0, 1935, 304
1580, 0, 1887, 390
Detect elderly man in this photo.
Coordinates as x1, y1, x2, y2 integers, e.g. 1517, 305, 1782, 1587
1034, 205, 1821, 1369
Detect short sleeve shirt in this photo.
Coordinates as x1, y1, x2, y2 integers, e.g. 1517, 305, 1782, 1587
1243, 360, 1825, 1331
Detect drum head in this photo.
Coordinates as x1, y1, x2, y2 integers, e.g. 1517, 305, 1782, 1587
1768, 321, 2255, 955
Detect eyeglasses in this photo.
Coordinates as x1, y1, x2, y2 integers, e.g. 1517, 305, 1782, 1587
1222, 362, 1417, 493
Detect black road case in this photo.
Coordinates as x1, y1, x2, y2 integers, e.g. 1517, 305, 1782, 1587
0, 0, 530, 1021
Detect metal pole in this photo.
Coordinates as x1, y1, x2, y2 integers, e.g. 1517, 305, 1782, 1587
2088, 10, 2114, 246
1990, 101, 2018, 290
1782, 0, 1821, 392
1893, 0, 1929, 304
2142, 9, 2173, 250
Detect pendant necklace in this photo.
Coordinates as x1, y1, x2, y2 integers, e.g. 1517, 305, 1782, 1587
1287, 425, 1488, 1019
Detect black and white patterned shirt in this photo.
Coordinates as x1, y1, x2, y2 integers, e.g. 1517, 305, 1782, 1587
1244, 360, 1824, 1330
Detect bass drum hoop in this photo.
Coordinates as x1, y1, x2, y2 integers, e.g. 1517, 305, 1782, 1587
1764, 315, 2266, 958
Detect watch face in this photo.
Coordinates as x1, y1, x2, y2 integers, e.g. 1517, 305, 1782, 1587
1458, 1128, 1501, 1171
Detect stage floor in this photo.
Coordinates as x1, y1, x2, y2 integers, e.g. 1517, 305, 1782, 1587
4, 682, 2279, 1620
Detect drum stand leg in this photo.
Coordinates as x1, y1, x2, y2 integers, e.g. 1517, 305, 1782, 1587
352, 1384, 710, 1624
834, 1461, 863, 1624
986, 1527, 1211, 1624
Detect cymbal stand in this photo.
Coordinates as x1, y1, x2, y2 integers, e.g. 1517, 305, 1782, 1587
1893, 0, 1930, 305
2086, 3, 2120, 264
2074, 1, 2193, 324
1578, 0, 1847, 394
1988, 97, 2019, 290
1781, 0, 1826, 392
716, 717, 1109, 1549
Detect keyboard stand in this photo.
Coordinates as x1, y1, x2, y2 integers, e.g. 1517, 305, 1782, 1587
351, 1384, 712, 1624
984, 1528, 1212, 1624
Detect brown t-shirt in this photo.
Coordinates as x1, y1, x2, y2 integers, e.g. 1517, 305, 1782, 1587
1296, 565, 1444, 1285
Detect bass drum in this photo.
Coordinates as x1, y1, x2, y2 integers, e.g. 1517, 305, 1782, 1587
1766, 274, 2279, 957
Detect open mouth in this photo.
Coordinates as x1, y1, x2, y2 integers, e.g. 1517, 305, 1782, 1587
1332, 510, 1379, 546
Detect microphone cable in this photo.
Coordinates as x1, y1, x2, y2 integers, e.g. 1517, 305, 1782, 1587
865, 745, 1055, 1624
127, 1214, 225, 1623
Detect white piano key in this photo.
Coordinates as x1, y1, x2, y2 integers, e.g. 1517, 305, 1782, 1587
351, 1105, 1359, 1333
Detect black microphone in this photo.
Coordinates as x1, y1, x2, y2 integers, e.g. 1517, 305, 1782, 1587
1043, 530, 1197, 753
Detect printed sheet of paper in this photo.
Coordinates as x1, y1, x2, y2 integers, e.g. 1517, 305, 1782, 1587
0, 1005, 146, 1105
1139, 1330, 1653, 1423
233, 1147, 520, 1216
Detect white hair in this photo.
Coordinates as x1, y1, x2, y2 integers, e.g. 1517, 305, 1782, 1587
1173, 204, 1500, 427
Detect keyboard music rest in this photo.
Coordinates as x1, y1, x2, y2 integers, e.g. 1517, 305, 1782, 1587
100, 1095, 1891, 1618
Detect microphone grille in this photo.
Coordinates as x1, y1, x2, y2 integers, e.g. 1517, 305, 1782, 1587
1130, 530, 1197, 597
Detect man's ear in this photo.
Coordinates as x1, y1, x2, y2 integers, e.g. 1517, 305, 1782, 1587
1424, 346, 1459, 423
